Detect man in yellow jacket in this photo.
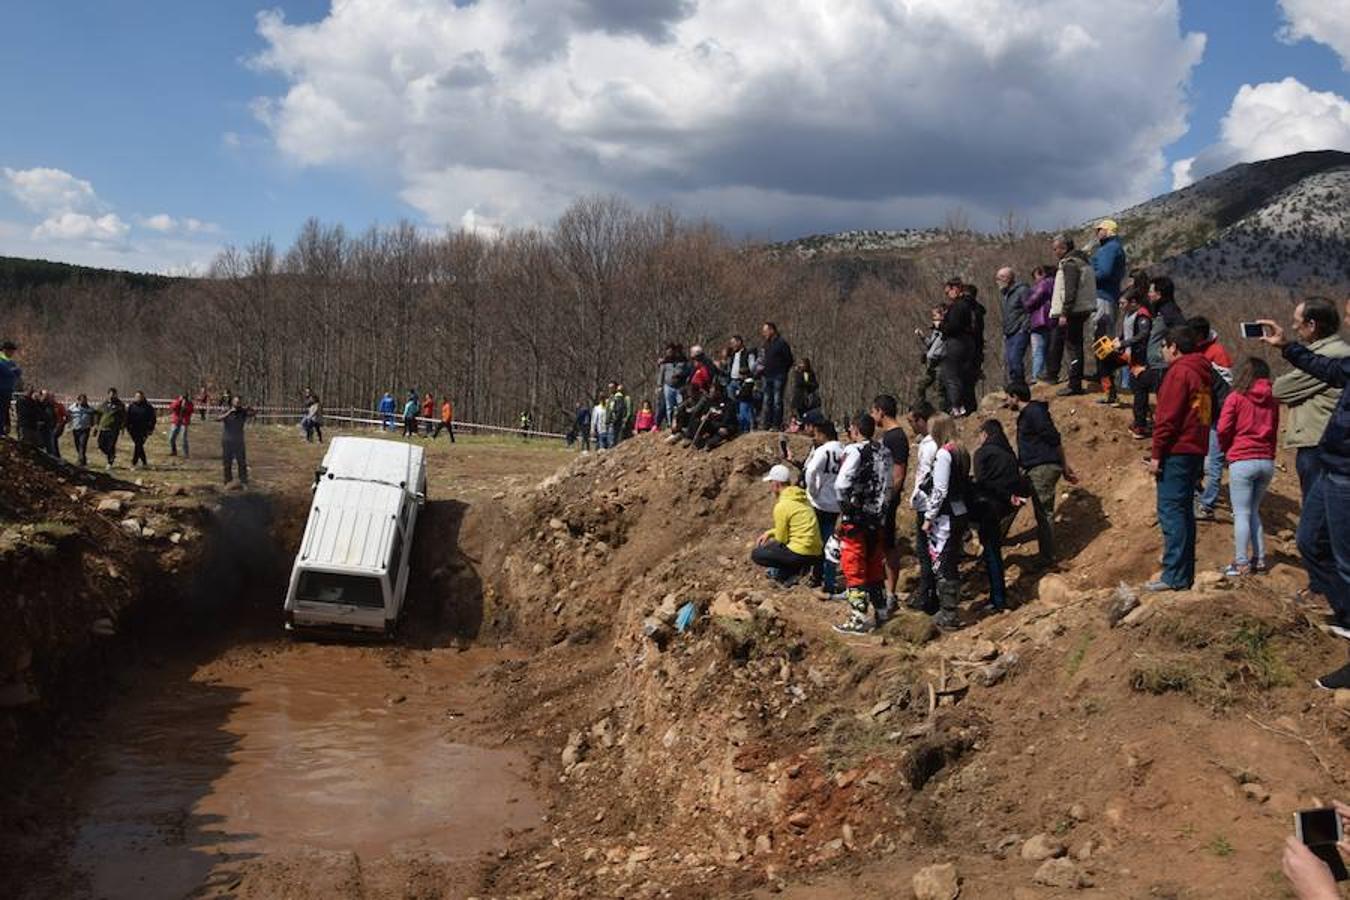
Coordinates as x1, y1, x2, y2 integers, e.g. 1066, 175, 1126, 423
751, 464, 823, 585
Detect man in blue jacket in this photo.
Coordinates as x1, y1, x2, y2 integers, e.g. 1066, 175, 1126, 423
378, 391, 396, 430
1091, 220, 1127, 403
0, 340, 20, 437
1260, 313, 1350, 691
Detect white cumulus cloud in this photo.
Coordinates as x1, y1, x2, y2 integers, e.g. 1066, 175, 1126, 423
2, 166, 99, 215
32, 212, 130, 242
1172, 77, 1350, 188
1279, 0, 1350, 70
250, 0, 1206, 233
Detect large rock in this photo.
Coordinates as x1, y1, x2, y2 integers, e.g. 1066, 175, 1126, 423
1021, 833, 1067, 862
1036, 574, 1075, 608
912, 863, 960, 900
1033, 858, 1091, 889
95, 498, 123, 514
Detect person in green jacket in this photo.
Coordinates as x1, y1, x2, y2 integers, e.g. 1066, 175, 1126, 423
94, 387, 126, 469
751, 463, 823, 585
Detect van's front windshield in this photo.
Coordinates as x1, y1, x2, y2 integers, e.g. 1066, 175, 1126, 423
296, 571, 385, 609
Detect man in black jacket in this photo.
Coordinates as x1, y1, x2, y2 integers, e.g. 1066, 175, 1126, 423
14, 389, 40, 447
218, 396, 254, 485
125, 390, 157, 468
758, 321, 794, 431
997, 267, 1031, 387
1005, 382, 1078, 564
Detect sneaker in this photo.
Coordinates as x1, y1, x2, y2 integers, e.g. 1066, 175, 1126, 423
1251, 559, 1267, 575
884, 593, 900, 616
1143, 580, 1178, 593
833, 614, 874, 635
1328, 622, 1350, 641
1128, 425, 1152, 440
1195, 504, 1216, 522
815, 589, 847, 602
1220, 563, 1249, 577
1314, 662, 1350, 691
1056, 386, 1085, 397
663, 433, 682, 445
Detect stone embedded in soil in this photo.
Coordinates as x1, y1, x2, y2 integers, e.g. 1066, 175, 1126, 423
1037, 574, 1074, 608
119, 519, 143, 536
1242, 783, 1271, 803
1033, 857, 1091, 889
975, 653, 1019, 687
1068, 803, 1089, 821
911, 862, 961, 900
755, 834, 773, 855
1021, 833, 1067, 861
788, 812, 812, 830
1333, 690, 1350, 710
95, 498, 123, 513
1194, 571, 1230, 591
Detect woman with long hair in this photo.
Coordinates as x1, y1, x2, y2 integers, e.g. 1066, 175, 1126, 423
972, 418, 1025, 611
922, 413, 972, 630
1025, 265, 1056, 383
1217, 357, 1278, 575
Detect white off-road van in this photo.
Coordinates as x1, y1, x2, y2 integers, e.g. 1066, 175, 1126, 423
284, 436, 427, 636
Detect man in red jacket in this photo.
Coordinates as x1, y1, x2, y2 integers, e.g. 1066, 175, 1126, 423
1147, 325, 1214, 591
168, 391, 195, 458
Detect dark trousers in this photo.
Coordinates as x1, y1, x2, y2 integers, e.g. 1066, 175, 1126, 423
433, 421, 456, 442
1004, 330, 1030, 387
1046, 325, 1065, 382
750, 540, 820, 577
812, 509, 839, 591
1297, 452, 1347, 618
1026, 463, 1062, 561
1132, 368, 1161, 429
403, 415, 416, 437
1062, 313, 1089, 391
0, 389, 10, 436
73, 428, 90, 466
130, 432, 148, 466
979, 513, 1011, 609
940, 356, 966, 413
1157, 454, 1204, 589
97, 429, 119, 465
762, 374, 786, 430
934, 515, 967, 619
911, 511, 937, 612
223, 440, 248, 484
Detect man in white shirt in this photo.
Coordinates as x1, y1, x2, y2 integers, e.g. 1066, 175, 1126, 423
906, 400, 939, 613
802, 413, 845, 600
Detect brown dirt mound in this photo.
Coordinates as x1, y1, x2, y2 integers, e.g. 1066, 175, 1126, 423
470, 393, 1349, 898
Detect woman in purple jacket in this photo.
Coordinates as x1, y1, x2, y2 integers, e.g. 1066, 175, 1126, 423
1024, 265, 1055, 383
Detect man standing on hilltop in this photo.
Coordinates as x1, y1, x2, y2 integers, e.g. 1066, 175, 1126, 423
1146, 326, 1214, 592
937, 278, 979, 417
1259, 309, 1350, 687
1005, 382, 1078, 566
1091, 220, 1127, 403
218, 395, 254, 486
757, 321, 794, 431
996, 267, 1031, 388
869, 395, 910, 613
0, 340, 21, 438
1048, 234, 1097, 397
1128, 275, 1187, 439
1271, 297, 1348, 615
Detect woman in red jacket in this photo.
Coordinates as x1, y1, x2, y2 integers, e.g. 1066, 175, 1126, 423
1216, 358, 1278, 576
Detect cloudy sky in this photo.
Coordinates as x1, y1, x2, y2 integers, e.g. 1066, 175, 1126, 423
1, 0, 1348, 272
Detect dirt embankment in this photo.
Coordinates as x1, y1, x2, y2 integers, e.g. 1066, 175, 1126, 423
470, 393, 1349, 899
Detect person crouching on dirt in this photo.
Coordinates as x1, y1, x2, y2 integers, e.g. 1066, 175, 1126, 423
218, 396, 254, 485
125, 390, 157, 469
972, 419, 1028, 612
68, 393, 94, 466
832, 414, 893, 635
692, 383, 740, 450
751, 464, 823, 586
665, 388, 712, 446
922, 413, 972, 631
94, 388, 126, 469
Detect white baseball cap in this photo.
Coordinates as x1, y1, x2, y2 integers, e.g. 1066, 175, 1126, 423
762, 464, 793, 483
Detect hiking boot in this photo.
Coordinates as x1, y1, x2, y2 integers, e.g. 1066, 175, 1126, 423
933, 611, 962, 631
1251, 559, 1267, 574
1314, 662, 1350, 691
833, 613, 874, 636
1143, 580, 1179, 593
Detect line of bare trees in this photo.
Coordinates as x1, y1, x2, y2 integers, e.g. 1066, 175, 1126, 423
1, 195, 1340, 431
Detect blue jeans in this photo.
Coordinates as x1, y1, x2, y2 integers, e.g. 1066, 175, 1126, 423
596, 432, 612, 450
169, 423, 189, 457
1228, 458, 1273, 567
1157, 454, 1204, 589
662, 385, 681, 428
814, 509, 838, 592
1199, 426, 1224, 510
980, 516, 1007, 609
762, 374, 786, 429
1004, 330, 1030, 387
1299, 465, 1350, 620
1029, 331, 1048, 381
738, 399, 755, 433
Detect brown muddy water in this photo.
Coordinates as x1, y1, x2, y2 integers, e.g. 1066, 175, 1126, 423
64, 642, 542, 899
